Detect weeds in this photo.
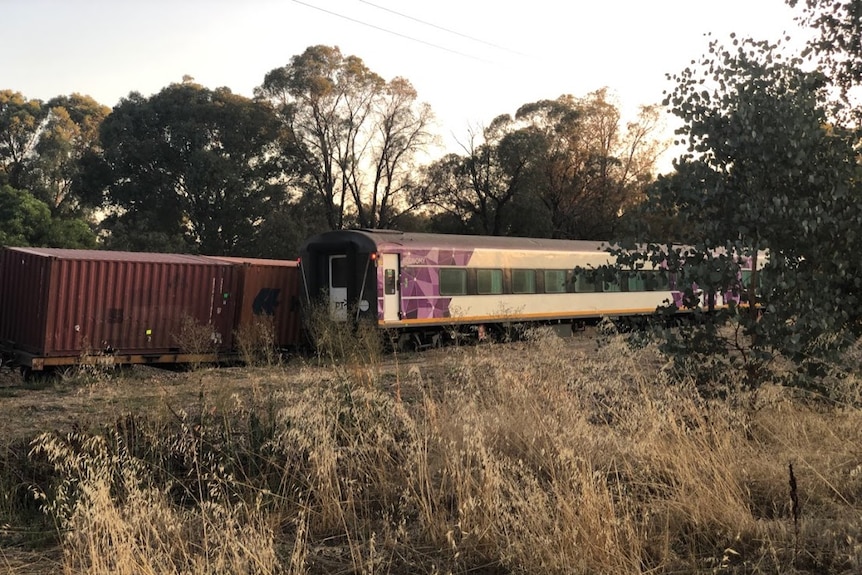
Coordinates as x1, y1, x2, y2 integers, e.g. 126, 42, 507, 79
7, 330, 862, 574
302, 299, 383, 391
235, 316, 280, 367
173, 315, 219, 369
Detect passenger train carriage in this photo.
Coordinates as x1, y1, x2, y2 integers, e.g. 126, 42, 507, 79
299, 229, 736, 347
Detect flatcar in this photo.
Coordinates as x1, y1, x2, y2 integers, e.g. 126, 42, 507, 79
299, 229, 743, 349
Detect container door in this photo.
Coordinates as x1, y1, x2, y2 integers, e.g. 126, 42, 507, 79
382, 253, 400, 322
329, 255, 348, 321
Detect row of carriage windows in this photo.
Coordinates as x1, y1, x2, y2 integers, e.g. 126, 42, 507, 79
439, 268, 672, 296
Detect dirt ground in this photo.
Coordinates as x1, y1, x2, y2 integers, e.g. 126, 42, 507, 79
0, 329, 602, 443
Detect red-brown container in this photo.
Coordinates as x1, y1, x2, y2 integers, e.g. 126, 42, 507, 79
205, 257, 303, 349
0, 247, 239, 366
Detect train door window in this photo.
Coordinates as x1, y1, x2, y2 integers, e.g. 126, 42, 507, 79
477, 269, 503, 294
440, 268, 467, 296
384, 268, 397, 295
544, 270, 567, 293
512, 269, 536, 294
331, 256, 348, 288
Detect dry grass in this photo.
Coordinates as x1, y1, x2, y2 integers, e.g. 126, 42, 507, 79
2, 328, 862, 573
235, 316, 280, 367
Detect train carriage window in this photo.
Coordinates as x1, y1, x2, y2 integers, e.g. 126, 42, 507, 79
477, 269, 503, 295
440, 268, 467, 296
650, 271, 670, 291
603, 273, 623, 292
573, 270, 597, 293
544, 270, 567, 293
740, 270, 760, 297
512, 269, 536, 294
628, 272, 646, 292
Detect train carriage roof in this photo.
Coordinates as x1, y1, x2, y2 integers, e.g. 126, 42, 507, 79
300, 229, 614, 255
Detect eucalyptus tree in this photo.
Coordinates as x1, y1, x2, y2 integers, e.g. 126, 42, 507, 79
0, 91, 110, 214
0, 90, 107, 246
513, 90, 663, 239
255, 45, 434, 230
93, 81, 286, 254
0, 90, 43, 190
628, 37, 862, 381
30, 93, 110, 214
418, 117, 539, 236
421, 91, 662, 238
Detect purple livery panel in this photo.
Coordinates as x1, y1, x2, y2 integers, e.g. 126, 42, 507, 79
376, 246, 475, 321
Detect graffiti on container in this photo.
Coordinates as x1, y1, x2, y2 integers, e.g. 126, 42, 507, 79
252, 288, 281, 316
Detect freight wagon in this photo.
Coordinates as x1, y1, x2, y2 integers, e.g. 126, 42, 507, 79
0, 247, 303, 376
204, 256, 303, 350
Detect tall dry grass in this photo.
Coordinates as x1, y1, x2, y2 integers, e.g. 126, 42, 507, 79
18, 327, 862, 574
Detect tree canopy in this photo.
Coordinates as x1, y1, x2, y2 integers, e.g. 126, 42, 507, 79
420, 90, 663, 238
0, 184, 95, 248
90, 81, 287, 255
0, 91, 103, 247
2, 45, 670, 254
256, 45, 435, 231
622, 31, 862, 384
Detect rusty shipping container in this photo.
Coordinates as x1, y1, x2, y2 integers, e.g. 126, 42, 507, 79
205, 257, 303, 349
0, 247, 239, 370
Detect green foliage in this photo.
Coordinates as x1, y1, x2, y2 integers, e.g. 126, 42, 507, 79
0, 184, 96, 247
40, 217, 97, 249
0, 90, 43, 190
93, 82, 286, 255
627, 35, 862, 386
0, 184, 52, 245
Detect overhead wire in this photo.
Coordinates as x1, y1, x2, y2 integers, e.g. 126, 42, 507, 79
358, 0, 528, 57
290, 0, 492, 62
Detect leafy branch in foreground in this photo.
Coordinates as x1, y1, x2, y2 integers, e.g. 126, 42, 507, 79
620, 36, 862, 388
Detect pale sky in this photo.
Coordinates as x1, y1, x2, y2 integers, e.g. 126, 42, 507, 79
3, 0, 809, 166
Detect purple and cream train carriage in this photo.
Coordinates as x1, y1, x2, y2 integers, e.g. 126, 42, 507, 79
298, 229, 715, 348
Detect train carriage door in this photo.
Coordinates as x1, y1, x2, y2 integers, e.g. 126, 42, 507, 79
329, 255, 348, 321
382, 253, 400, 322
